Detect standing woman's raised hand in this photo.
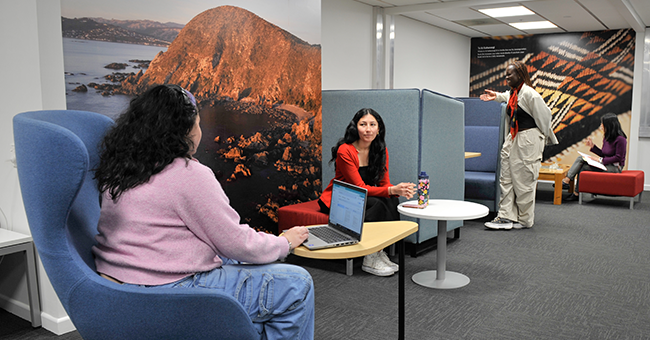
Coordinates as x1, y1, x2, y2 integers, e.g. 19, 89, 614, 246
480, 89, 497, 102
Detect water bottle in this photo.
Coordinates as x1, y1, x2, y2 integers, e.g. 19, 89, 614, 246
417, 171, 429, 207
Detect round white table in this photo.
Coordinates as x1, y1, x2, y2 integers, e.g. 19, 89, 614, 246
398, 199, 489, 289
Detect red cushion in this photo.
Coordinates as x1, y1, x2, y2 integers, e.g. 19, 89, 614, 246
277, 200, 328, 233
579, 170, 644, 197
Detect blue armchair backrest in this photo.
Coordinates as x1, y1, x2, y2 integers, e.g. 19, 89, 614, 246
14, 110, 259, 340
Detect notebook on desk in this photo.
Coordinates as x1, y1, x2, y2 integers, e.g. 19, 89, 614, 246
302, 180, 367, 250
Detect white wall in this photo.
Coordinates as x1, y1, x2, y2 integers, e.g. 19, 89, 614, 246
629, 29, 650, 189
322, 0, 471, 97
0, 0, 74, 335
393, 15, 470, 96
321, 0, 374, 90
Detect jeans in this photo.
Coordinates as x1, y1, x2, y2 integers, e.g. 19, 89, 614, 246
126, 259, 315, 340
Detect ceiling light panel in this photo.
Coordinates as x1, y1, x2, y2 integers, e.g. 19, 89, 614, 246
478, 6, 534, 18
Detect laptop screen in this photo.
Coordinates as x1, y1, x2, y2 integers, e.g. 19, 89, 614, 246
329, 180, 367, 237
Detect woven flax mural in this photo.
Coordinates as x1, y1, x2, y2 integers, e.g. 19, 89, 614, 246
470, 29, 635, 164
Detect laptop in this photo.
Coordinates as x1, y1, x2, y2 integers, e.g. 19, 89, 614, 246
302, 180, 367, 250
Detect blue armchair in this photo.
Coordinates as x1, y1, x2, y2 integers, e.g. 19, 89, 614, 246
13, 110, 259, 340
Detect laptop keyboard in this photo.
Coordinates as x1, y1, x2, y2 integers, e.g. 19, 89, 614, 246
309, 226, 351, 243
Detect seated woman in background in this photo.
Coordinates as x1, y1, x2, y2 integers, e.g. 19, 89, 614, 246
92, 84, 314, 340
562, 112, 627, 201
318, 108, 415, 277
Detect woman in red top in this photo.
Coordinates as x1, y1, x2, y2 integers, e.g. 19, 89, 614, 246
318, 108, 415, 276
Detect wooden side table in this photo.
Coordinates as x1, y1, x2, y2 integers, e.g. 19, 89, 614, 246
0, 229, 41, 327
538, 164, 574, 205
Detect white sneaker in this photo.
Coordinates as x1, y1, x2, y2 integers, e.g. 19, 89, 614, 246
378, 250, 399, 272
362, 252, 396, 276
512, 222, 530, 229
484, 217, 513, 230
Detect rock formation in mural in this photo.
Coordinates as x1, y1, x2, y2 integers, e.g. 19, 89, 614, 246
116, 5, 322, 233
119, 5, 321, 112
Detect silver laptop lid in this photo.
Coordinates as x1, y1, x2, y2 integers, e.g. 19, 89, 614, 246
328, 179, 367, 240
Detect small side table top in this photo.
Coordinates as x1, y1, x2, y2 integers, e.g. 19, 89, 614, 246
293, 220, 418, 259
398, 199, 489, 221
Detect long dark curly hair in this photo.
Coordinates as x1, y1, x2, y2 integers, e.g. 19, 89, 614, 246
330, 108, 387, 185
601, 112, 627, 142
94, 84, 199, 200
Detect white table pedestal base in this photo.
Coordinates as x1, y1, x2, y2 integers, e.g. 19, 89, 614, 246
412, 270, 470, 289
398, 200, 489, 290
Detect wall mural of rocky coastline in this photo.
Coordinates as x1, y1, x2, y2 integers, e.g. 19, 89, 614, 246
62, 5, 322, 234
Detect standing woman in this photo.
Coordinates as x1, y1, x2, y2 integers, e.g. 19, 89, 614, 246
480, 61, 558, 230
561, 113, 627, 201
318, 108, 415, 276
93, 84, 314, 339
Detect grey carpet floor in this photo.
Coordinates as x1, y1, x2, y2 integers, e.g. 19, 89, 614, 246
2, 184, 648, 339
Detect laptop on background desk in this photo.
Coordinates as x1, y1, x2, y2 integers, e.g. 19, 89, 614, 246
302, 180, 367, 250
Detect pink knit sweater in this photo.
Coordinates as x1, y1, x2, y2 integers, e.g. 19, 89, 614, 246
93, 157, 289, 285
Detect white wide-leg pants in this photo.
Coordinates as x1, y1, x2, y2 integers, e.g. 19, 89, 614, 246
497, 128, 545, 228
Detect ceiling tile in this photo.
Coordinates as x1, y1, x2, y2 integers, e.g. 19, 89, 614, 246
424, 7, 488, 21
628, 0, 650, 25
340, 0, 641, 37
453, 18, 503, 26
352, 0, 397, 7
575, 0, 630, 29
379, 0, 443, 6
517, 26, 566, 34
526, 0, 606, 32
403, 12, 489, 37
468, 23, 524, 36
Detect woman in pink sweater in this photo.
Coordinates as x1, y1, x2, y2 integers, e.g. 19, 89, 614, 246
93, 84, 314, 339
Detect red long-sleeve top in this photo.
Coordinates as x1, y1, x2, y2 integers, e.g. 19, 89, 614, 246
319, 143, 393, 208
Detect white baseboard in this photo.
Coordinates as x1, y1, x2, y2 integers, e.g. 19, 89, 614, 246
0, 294, 76, 335
0, 293, 31, 321
41, 311, 76, 335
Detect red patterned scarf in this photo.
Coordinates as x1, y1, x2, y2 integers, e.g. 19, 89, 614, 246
507, 83, 523, 138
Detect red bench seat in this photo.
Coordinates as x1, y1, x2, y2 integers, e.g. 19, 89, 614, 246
578, 170, 644, 209
277, 200, 328, 233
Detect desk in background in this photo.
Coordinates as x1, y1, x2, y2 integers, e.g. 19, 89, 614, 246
0, 229, 41, 327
